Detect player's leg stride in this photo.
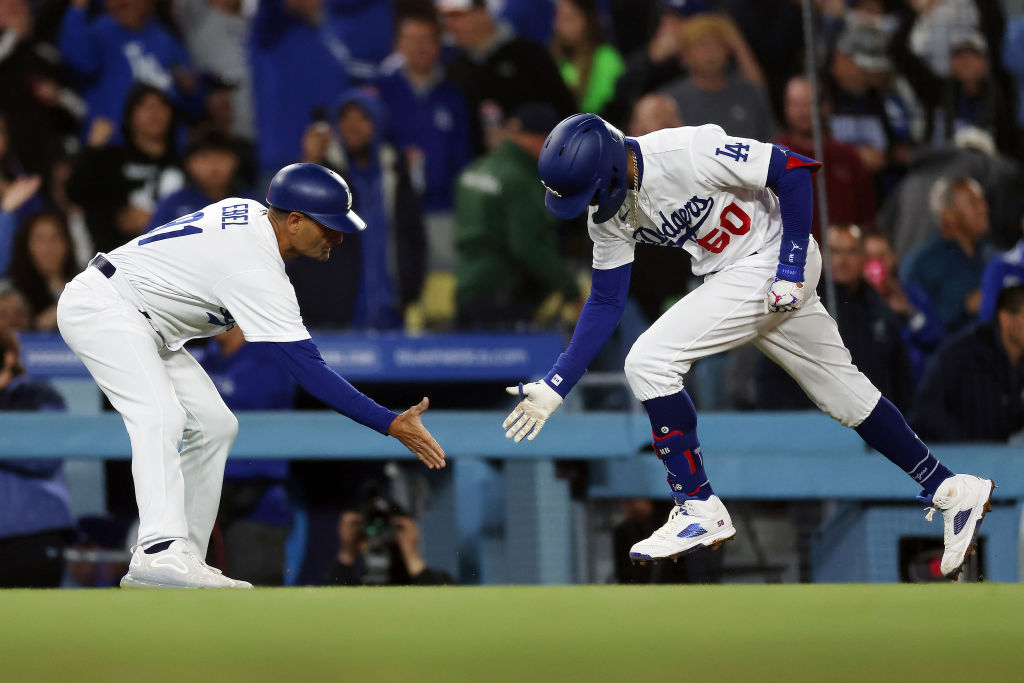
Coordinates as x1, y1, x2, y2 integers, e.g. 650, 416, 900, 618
629, 390, 736, 562
854, 397, 994, 579
120, 540, 253, 589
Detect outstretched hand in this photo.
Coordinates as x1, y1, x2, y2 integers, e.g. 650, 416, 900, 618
502, 380, 563, 443
387, 397, 447, 469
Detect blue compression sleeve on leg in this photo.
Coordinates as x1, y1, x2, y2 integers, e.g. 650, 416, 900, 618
543, 263, 631, 397
766, 145, 820, 283
266, 339, 398, 435
644, 391, 714, 502
855, 396, 954, 500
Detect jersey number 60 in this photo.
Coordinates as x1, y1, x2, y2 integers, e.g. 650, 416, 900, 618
696, 203, 750, 254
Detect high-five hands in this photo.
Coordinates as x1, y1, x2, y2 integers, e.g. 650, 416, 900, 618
503, 380, 563, 443
388, 397, 447, 469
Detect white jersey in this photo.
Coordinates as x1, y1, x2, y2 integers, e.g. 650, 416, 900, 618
589, 124, 781, 276
105, 198, 310, 350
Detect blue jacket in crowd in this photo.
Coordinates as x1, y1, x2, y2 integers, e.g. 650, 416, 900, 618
911, 321, 1024, 443
979, 239, 1024, 322
286, 89, 425, 330
902, 236, 989, 333
1006, 17, 1024, 129
0, 193, 47, 278
899, 279, 945, 382
375, 67, 472, 213
328, 0, 393, 79
250, 0, 350, 177
58, 7, 196, 136
0, 376, 72, 540
499, 0, 556, 47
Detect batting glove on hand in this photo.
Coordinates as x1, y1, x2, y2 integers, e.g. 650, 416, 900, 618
766, 277, 805, 313
503, 380, 563, 443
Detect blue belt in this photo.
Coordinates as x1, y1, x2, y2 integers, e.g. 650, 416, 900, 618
88, 254, 116, 278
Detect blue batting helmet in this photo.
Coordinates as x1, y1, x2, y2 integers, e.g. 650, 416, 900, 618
266, 163, 366, 233
538, 113, 629, 224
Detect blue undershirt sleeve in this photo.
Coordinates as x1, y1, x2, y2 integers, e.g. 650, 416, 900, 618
266, 339, 398, 435
766, 145, 820, 283
543, 263, 631, 398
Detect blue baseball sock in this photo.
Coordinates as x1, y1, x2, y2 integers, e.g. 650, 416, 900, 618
855, 397, 953, 499
643, 390, 714, 503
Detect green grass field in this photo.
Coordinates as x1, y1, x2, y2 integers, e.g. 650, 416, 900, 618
1, 585, 1021, 682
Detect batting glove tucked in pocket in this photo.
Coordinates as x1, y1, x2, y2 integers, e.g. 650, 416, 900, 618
765, 277, 805, 313
503, 380, 563, 443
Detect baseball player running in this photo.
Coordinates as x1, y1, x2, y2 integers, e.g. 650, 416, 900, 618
58, 164, 446, 589
503, 114, 993, 579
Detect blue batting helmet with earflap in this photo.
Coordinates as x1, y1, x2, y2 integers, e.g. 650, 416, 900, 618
266, 163, 366, 233
537, 113, 629, 224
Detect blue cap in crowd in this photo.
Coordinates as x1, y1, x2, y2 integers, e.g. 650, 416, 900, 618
662, 0, 710, 16
510, 102, 561, 136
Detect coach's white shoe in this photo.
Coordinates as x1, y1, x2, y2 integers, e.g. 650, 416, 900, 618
629, 496, 737, 562
120, 540, 248, 589
201, 562, 254, 589
925, 474, 995, 579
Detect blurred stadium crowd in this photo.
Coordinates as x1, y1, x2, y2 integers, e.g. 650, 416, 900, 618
0, 0, 1023, 587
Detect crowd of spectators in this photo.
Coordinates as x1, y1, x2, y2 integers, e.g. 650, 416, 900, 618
0, 0, 1023, 585
0, 0, 1016, 341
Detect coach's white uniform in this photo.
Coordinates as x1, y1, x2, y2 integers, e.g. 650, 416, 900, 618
57, 199, 310, 556
594, 125, 880, 426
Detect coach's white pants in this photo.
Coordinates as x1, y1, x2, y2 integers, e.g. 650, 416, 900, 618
57, 267, 237, 557
624, 238, 881, 427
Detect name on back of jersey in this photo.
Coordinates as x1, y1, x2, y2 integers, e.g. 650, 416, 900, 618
221, 203, 249, 229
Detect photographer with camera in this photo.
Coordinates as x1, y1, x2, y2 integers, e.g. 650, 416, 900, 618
327, 496, 454, 586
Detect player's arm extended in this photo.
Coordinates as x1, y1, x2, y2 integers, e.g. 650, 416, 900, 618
503, 263, 631, 442
764, 145, 821, 312
266, 339, 446, 468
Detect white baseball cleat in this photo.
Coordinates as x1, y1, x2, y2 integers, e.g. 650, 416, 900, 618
629, 495, 737, 563
925, 474, 996, 580
120, 540, 252, 589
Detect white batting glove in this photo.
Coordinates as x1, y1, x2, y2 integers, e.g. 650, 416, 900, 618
766, 277, 805, 313
503, 380, 563, 443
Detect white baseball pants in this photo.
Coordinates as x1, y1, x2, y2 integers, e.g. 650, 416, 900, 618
624, 238, 881, 427
57, 266, 236, 557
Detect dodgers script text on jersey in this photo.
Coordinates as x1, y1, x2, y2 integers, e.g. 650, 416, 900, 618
589, 124, 778, 276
